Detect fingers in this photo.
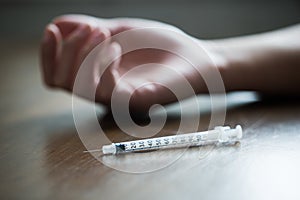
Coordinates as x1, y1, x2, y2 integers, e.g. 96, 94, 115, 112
40, 23, 61, 87
84, 27, 111, 54
53, 24, 92, 89
43, 15, 130, 106
72, 28, 111, 86
96, 42, 122, 104
53, 19, 78, 38
53, 16, 112, 91
53, 14, 107, 38
41, 16, 117, 101
72, 41, 121, 103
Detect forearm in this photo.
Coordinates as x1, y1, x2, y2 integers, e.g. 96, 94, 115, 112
207, 24, 300, 95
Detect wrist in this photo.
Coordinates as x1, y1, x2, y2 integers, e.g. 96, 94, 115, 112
199, 39, 237, 92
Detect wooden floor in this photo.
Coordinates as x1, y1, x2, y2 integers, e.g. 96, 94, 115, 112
1, 40, 300, 200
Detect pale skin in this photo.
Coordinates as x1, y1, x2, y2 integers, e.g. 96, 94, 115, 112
40, 14, 300, 113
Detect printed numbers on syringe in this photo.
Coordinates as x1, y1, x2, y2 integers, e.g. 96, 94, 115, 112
98, 125, 243, 155
124, 135, 203, 151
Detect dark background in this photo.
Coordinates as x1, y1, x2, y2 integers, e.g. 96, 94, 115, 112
1, 0, 300, 40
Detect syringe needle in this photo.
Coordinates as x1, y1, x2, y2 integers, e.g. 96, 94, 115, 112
84, 125, 243, 155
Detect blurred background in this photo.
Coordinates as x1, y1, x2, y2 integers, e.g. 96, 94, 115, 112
1, 0, 300, 41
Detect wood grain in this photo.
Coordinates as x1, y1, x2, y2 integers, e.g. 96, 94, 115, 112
0, 40, 300, 200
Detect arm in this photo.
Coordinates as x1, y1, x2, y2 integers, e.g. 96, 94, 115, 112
40, 15, 300, 112
207, 24, 300, 95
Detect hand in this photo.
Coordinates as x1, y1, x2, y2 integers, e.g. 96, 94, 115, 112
40, 15, 216, 113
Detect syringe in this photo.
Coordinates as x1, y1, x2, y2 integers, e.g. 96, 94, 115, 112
95, 125, 243, 155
